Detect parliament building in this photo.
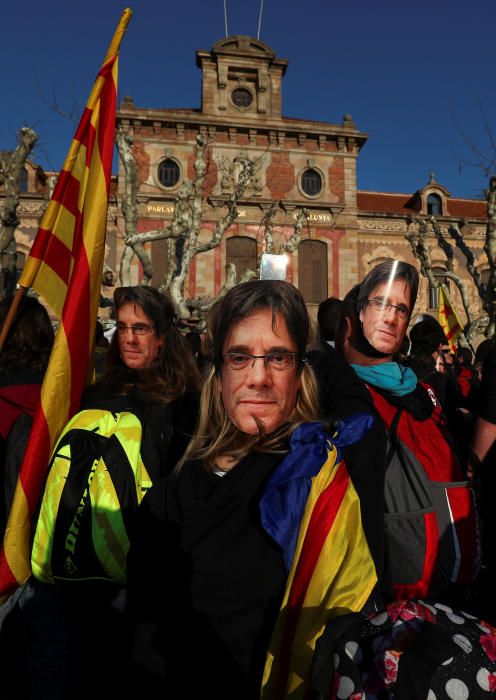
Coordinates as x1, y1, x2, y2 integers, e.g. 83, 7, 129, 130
3, 35, 490, 325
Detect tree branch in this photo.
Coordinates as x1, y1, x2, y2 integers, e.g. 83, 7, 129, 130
115, 126, 154, 285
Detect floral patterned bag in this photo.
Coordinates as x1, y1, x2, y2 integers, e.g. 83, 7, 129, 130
314, 599, 496, 699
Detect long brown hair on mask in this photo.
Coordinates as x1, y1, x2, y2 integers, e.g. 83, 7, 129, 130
176, 279, 320, 471
103, 286, 201, 403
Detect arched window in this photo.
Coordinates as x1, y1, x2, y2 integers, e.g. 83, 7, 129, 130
427, 193, 442, 216
18, 167, 28, 193
298, 239, 328, 303
428, 266, 450, 309
226, 236, 257, 279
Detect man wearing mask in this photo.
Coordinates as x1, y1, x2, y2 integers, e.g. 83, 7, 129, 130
335, 259, 479, 603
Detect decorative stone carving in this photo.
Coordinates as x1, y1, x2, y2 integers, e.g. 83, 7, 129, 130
16, 201, 44, 215
361, 246, 397, 270
216, 152, 263, 197
361, 219, 407, 232
257, 68, 268, 113
218, 64, 228, 111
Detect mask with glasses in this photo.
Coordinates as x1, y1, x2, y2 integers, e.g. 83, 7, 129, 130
366, 298, 409, 320
116, 323, 155, 336
223, 351, 297, 371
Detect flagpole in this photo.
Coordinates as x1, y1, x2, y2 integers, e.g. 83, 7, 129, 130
0, 7, 132, 600
0, 285, 27, 354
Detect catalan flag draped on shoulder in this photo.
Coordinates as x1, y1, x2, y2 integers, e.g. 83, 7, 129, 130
0, 8, 132, 601
259, 417, 378, 700
438, 283, 463, 353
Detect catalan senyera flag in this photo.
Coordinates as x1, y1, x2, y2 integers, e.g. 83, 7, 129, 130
259, 418, 378, 700
0, 8, 132, 600
438, 283, 463, 353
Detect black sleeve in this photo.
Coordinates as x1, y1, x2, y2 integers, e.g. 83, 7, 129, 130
165, 391, 200, 472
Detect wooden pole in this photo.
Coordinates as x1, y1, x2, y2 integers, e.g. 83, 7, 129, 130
0, 285, 27, 354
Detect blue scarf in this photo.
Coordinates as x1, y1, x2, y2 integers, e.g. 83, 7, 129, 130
259, 415, 374, 572
351, 361, 417, 397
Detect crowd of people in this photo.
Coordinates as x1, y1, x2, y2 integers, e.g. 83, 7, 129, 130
1, 260, 496, 699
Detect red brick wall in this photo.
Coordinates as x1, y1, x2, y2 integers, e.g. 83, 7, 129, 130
328, 158, 345, 201
266, 152, 295, 199
133, 140, 150, 186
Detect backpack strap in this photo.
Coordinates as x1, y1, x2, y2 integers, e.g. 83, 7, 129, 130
50, 418, 142, 581
384, 407, 403, 467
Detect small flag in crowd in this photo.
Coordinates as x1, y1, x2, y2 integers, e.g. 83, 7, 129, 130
0, 8, 132, 600
438, 284, 463, 353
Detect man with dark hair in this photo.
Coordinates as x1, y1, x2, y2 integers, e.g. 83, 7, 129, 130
336, 259, 479, 603
406, 318, 461, 429
316, 296, 343, 347
25, 286, 201, 700
129, 280, 385, 699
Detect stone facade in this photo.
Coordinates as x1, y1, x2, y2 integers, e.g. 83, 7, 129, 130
0, 36, 490, 335
113, 35, 366, 313
357, 181, 488, 340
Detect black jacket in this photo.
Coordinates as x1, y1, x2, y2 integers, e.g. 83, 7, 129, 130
128, 451, 285, 699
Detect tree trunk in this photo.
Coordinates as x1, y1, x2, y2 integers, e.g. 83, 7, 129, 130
484, 177, 496, 336
0, 127, 37, 255
115, 126, 153, 285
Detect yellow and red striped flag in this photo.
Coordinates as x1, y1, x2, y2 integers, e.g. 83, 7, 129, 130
260, 420, 378, 699
438, 284, 463, 353
0, 8, 132, 599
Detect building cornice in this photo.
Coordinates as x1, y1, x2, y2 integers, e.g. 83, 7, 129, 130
116, 107, 368, 152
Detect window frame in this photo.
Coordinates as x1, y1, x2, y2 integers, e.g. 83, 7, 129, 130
231, 87, 254, 110
299, 167, 323, 198
157, 158, 181, 189
427, 193, 443, 216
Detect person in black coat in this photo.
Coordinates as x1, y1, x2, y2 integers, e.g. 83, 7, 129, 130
23, 286, 201, 700
128, 280, 385, 699
0, 295, 55, 700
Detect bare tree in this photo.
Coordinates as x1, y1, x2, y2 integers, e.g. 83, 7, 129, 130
406, 179, 496, 341
117, 130, 310, 323
115, 126, 154, 285
0, 127, 37, 296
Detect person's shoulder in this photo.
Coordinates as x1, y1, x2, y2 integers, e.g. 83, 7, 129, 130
0, 367, 44, 388
167, 390, 200, 430
307, 344, 363, 385
172, 389, 200, 410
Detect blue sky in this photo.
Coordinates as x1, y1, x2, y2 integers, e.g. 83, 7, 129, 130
2, 0, 495, 199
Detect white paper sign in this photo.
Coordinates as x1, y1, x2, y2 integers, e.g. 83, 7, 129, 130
260, 253, 288, 281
